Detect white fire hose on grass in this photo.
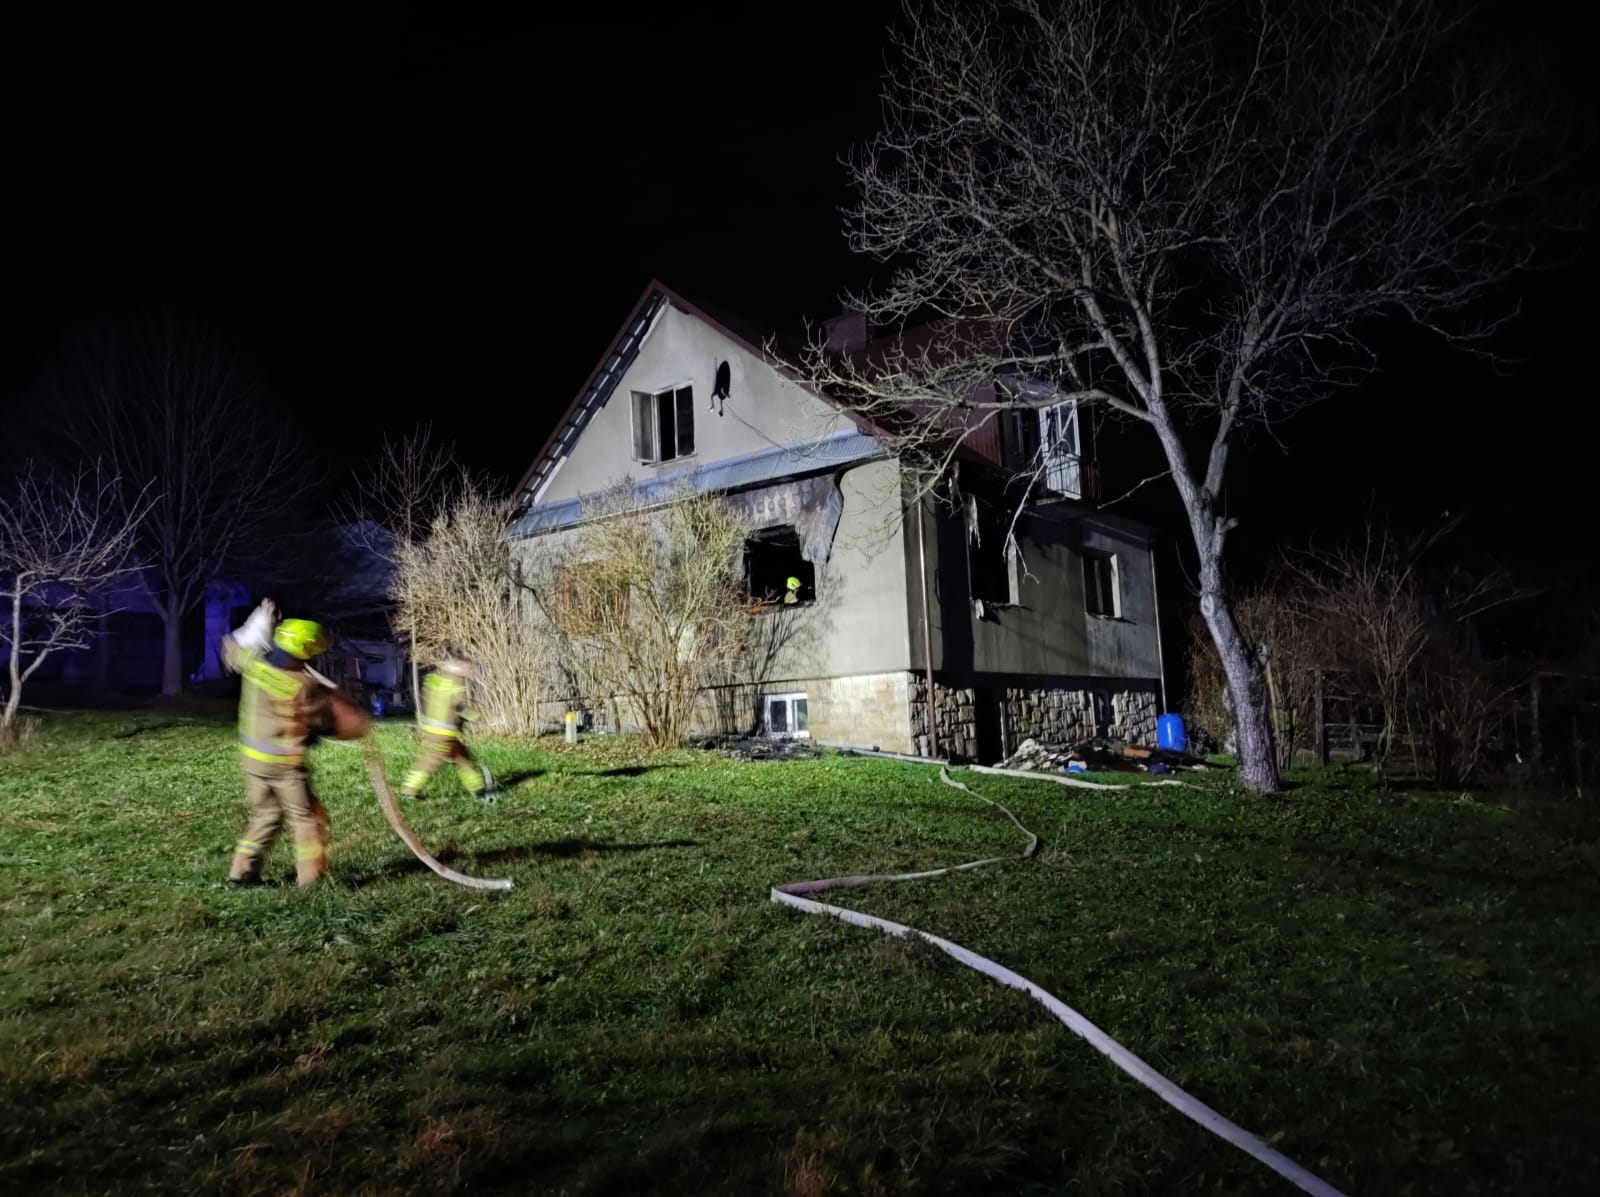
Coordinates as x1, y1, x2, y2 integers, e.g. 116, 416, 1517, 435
305, 666, 513, 893
771, 767, 1346, 1197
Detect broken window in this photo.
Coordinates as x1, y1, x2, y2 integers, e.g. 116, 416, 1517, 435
967, 498, 1013, 605
745, 526, 815, 607
1001, 390, 1083, 499
1082, 550, 1120, 617
763, 691, 809, 738
632, 384, 695, 464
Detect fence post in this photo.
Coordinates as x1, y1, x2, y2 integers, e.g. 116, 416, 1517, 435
1530, 674, 1543, 768
1314, 669, 1329, 766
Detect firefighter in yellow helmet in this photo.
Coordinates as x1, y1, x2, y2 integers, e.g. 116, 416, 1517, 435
401, 655, 497, 803
783, 575, 802, 605
220, 599, 370, 888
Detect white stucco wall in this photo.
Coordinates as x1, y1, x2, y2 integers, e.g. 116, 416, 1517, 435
536, 302, 854, 504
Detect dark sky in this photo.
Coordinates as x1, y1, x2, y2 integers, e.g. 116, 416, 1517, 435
3, 2, 1591, 590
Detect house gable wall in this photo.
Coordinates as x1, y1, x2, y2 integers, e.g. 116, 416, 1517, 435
535, 303, 855, 505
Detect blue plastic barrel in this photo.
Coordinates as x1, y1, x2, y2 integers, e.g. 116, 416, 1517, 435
1157, 713, 1187, 753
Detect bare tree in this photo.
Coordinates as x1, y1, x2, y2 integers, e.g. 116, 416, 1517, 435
392, 485, 559, 737
36, 313, 312, 697
341, 425, 475, 708
539, 483, 755, 750
342, 424, 472, 554
1, 462, 149, 734
796, 0, 1570, 791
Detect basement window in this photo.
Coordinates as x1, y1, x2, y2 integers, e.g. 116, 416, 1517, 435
1083, 550, 1120, 618
763, 691, 810, 738
632, 384, 695, 464
745, 526, 815, 607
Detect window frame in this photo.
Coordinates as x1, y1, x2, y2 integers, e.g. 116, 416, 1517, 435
966, 499, 1014, 607
1001, 389, 1083, 499
1082, 549, 1121, 619
631, 383, 696, 465
761, 691, 810, 739
744, 525, 817, 610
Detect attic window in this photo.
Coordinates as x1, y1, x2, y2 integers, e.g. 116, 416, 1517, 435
745, 526, 815, 607
632, 385, 695, 464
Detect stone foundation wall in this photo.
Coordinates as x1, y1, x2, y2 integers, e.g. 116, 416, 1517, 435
1001, 687, 1097, 747
688, 673, 916, 754
999, 684, 1158, 748
908, 676, 1160, 760
909, 675, 973, 760
1111, 688, 1160, 745
534, 674, 1156, 760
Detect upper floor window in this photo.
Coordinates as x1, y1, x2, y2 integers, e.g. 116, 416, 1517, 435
967, 499, 1014, 605
1003, 394, 1082, 499
1082, 549, 1120, 618
633, 384, 695, 464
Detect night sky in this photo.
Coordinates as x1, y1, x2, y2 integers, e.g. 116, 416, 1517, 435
3, 2, 1592, 593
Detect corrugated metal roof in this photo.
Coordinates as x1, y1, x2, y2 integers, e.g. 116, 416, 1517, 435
510, 428, 885, 537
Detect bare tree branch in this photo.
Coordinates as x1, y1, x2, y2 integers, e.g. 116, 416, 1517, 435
791, 0, 1575, 792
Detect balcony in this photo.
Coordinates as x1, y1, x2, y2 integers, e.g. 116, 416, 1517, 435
1036, 451, 1100, 502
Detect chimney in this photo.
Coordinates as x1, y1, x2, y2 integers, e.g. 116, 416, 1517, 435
823, 309, 868, 357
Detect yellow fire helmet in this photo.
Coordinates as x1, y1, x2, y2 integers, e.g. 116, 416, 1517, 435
273, 618, 329, 660
786, 576, 801, 591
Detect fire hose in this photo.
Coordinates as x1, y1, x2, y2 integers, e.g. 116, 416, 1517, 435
358, 735, 514, 892
303, 659, 512, 892
771, 767, 1346, 1197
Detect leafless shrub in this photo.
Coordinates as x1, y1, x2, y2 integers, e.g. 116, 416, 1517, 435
539, 483, 755, 750
392, 486, 558, 737
1185, 575, 1325, 767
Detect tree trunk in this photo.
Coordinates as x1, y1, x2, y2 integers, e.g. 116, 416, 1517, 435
1199, 581, 1281, 793
2, 662, 20, 730
4, 587, 24, 729
161, 601, 184, 697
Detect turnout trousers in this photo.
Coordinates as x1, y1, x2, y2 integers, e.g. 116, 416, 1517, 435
402, 733, 486, 798
229, 764, 330, 886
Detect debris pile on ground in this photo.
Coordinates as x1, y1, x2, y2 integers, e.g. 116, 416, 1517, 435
697, 735, 824, 761
996, 737, 1206, 775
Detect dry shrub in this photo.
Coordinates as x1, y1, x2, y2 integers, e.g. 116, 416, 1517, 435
541, 482, 754, 750
393, 485, 560, 736
1184, 578, 1323, 764
0, 714, 40, 753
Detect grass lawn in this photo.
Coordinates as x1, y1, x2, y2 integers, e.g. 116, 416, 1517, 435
2, 712, 1597, 1196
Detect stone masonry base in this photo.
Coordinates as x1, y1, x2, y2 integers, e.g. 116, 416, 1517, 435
540, 673, 1158, 763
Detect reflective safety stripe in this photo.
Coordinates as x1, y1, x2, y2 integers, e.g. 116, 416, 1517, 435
419, 718, 459, 737
295, 842, 325, 861
244, 659, 301, 701
235, 839, 262, 856
403, 771, 429, 788
240, 743, 302, 766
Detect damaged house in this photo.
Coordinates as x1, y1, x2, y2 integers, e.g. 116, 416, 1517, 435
509, 280, 1164, 762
